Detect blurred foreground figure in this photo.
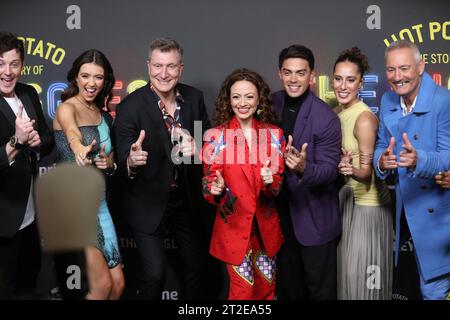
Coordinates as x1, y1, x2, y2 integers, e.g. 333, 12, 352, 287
35, 163, 102, 299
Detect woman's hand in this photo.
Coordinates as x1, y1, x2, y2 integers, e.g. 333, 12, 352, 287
210, 170, 225, 195
260, 160, 274, 186
338, 148, 354, 177
93, 144, 113, 170
74, 139, 96, 166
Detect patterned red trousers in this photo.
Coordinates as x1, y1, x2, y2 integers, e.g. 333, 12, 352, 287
226, 228, 277, 300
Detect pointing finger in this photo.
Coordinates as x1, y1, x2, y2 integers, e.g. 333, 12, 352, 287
286, 135, 293, 151
385, 137, 396, 155
136, 130, 146, 147
402, 133, 414, 152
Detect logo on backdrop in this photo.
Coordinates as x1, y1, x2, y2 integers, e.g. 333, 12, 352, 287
382, 20, 450, 88
66, 5, 81, 30
366, 5, 381, 30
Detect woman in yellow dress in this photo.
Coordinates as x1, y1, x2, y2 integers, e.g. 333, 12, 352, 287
333, 47, 393, 300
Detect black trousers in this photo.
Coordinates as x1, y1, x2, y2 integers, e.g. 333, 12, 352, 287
133, 188, 208, 300
0, 221, 41, 299
276, 205, 338, 300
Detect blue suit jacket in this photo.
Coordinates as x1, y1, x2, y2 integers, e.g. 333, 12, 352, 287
273, 90, 342, 246
374, 72, 450, 281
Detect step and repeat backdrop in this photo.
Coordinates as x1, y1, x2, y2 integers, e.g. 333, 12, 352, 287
3, 0, 449, 300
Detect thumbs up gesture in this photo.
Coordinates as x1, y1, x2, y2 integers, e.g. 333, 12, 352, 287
285, 135, 308, 173
260, 160, 274, 186
127, 130, 148, 168
177, 128, 197, 158
14, 105, 34, 145
398, 133, 417, 170
210, 170, 225, 195
379, 136, 397, 171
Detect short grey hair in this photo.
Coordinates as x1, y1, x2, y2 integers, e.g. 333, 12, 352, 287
385, 40, 421, 64
148, 37, 183, 61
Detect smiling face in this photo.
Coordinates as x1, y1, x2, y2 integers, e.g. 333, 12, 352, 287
278, 57, 315, 98
76, 62, 105, 102
0, 48, 23, 97
385, 47, 424, 105
333, 60, 362, 108
230, 80, 259, 126
148, 49, 184, 98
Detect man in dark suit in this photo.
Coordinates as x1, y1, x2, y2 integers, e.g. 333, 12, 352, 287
114, 37, 212, 299
0, 32, 54, 299
273, 44, 342, 299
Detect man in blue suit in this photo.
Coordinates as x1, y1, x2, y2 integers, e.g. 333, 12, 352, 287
273, 44, 342, 299
374, 40, 450, 300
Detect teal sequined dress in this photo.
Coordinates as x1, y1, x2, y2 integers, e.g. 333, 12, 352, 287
54, 115, 122, 268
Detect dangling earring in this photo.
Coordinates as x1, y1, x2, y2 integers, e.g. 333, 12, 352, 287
256, 104, 262, 115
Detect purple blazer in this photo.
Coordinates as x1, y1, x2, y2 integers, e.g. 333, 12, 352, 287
273, 90, 342, 246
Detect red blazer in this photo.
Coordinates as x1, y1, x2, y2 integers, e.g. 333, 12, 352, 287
202, 116, 285, 265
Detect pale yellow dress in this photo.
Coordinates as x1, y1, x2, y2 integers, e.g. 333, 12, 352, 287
336, 101, 393, 300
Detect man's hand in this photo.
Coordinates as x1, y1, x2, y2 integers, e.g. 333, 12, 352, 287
27, 128, 41, 149
379, 137, 397, 171
398, 133, 417, 170
127, 130, 148, 168
15, 105, 34, 145
435, 170, 450, 189
178, 129, 196, 158
284, 135, 308, 174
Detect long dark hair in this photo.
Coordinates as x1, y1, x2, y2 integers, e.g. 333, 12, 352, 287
61, 49, 115, 111
213, 68, 278, 126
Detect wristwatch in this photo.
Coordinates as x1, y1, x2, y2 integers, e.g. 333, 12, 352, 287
9, 135, 26, 150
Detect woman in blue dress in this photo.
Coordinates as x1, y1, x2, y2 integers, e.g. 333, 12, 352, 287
53, 49, 124, 299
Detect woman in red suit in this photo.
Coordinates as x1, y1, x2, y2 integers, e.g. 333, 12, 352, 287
201, 68, 285, 300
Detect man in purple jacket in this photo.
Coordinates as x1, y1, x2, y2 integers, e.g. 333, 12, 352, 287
273, 44, 342, 299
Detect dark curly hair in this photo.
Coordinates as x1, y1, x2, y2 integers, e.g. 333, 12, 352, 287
333, 47, 370, 77
213, 68, 278, 127
61, 49, 115, 111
